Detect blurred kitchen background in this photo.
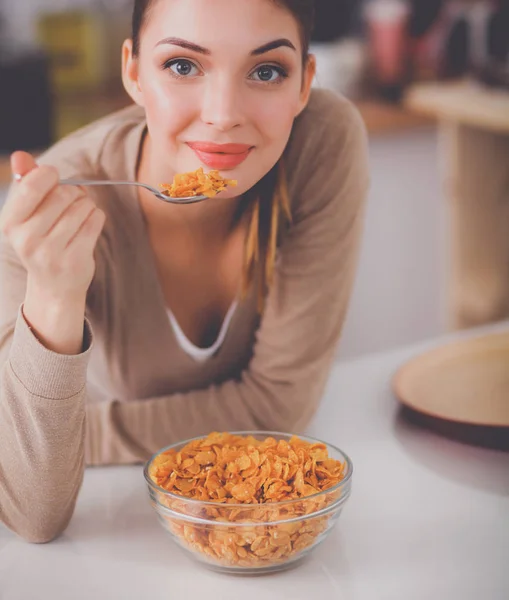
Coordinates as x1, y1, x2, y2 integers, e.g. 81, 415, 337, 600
0, 0, 508, 360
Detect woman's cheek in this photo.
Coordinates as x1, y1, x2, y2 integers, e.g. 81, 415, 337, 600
142, 73, 198, 128
146, 92, 196, 146
251, 93, 300, 141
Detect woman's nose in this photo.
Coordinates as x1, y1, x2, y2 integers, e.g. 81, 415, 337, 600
200, 76, 245, 131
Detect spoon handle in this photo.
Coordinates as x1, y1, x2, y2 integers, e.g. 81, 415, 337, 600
60, 179, 143, 188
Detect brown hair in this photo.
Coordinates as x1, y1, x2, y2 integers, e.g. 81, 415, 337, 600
131, 0, 315, 309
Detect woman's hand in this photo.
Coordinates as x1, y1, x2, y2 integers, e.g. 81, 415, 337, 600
0, 152, 105, 354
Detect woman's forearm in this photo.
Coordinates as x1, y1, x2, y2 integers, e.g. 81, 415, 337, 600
23, 281, 87, 355
0, 310, 91, 543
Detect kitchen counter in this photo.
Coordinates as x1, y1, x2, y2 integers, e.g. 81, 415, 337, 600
1, 322, 508, 599
406, 80, 509, 134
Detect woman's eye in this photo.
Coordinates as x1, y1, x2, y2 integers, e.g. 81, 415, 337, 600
250, 65, 287, 83
165, 59, 200, 77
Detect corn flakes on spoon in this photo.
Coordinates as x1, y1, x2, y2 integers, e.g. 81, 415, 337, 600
14, 168, 237, 205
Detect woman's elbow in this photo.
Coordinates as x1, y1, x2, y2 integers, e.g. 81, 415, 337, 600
261, 395, 320, 433
4, 506, 74, 544
21, 520, 69, 544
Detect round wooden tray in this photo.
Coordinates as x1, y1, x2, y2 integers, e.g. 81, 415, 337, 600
393, 331, 509, 427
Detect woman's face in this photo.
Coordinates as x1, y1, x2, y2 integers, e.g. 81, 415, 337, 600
123, 0, 315, 197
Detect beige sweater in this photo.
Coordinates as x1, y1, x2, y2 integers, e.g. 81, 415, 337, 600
0, 89, 369, 542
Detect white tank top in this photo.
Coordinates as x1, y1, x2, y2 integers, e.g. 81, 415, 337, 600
166, 301, 238, 363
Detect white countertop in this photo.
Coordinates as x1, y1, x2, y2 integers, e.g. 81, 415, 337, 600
1, 324, 509, 600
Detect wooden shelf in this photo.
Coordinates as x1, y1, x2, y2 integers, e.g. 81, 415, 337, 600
405, 80, 509, 134
356, 100, 433, 135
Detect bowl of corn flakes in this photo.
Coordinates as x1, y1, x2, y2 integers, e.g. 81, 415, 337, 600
144, 431, 353, 575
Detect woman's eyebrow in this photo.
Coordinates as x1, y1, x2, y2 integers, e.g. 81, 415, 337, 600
155, 37, 210, 54
155, 37, 296, 55
251, 39, 296, 55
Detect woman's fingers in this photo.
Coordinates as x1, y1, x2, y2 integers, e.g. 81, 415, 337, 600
67, 207, 106, 253
46, 196, 99, 251
10, 151, 38, 179
28, 186, 87, 240
1, 163, 60, 231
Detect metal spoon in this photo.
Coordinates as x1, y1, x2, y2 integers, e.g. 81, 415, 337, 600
13, 174, 208, 204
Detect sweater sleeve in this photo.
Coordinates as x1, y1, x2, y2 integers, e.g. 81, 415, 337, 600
84, 97, 370, 466
0, 234, 92, 543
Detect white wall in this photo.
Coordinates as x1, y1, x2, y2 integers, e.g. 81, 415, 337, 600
339, 126, 447, 359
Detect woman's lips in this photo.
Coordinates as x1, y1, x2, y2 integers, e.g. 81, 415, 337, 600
187, 142, 253, 170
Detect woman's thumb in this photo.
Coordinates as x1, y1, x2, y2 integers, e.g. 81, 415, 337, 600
11, 151, 38, 181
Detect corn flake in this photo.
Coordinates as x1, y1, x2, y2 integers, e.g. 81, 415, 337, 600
149, 433, 347, 569
160, 168, 237, 198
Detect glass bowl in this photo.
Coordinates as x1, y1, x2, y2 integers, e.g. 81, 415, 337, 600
144, 432, 353, 575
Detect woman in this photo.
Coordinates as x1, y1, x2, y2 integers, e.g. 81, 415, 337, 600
0, 0, 369, 543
